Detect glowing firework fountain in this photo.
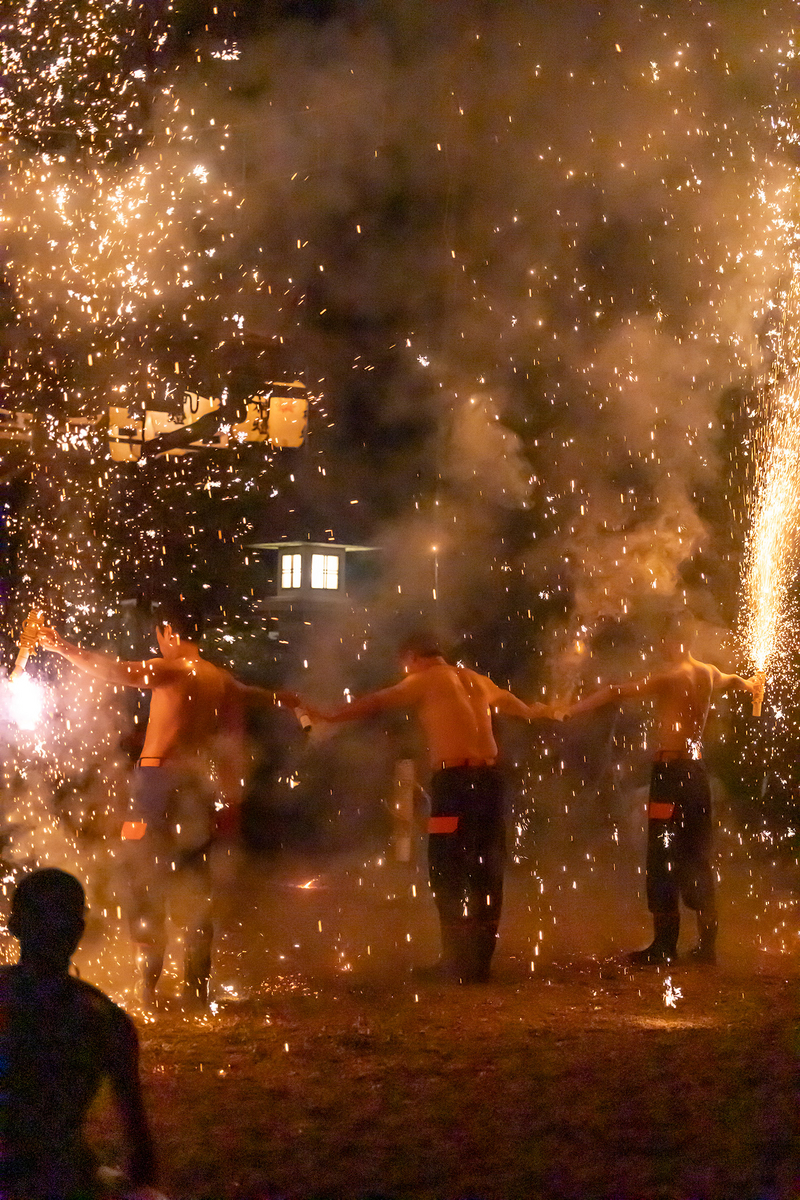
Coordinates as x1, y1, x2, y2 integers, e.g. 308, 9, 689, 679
741, 267, 800, 711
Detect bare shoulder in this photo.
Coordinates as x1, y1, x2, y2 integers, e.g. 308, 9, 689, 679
221, 667, 250, 704
454, 664, 485, 683
455, 665, 496, 696
687, 658, 717, 685
147, 656, 192, 685
73, 977, 132, 1025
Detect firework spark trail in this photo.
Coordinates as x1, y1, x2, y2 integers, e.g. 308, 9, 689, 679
743, 273, 800, 683
739, 47, 800, 693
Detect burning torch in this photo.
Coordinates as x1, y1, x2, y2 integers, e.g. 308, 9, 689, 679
752, 670, 766, 717
10, 610, 43, 680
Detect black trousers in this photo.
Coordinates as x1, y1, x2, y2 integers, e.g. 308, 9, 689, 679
646, 759, 715, 915
427, 764, 506, 980
122, 766, 214, 998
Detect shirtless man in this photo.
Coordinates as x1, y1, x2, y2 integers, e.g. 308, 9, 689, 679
302, 633, 551, 983
39, 602, 289, 1007
567, 621, 763, 964
0, 868, 158, 1199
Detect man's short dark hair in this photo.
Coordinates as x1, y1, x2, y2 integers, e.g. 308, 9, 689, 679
11, 868, 85, 929
154, 597, 204, 642
661, 608, 694, 646
399, 632, 443, 660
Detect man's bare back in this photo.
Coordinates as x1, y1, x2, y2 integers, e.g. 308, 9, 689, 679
38, 619, 287, 807
140, 652, 245, 762
309, 654, 546, 767
569, 651, 761, 756
380, 662, 501, 767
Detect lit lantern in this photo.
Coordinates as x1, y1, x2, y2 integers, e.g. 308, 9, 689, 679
229, 396, 269, 444
266, 383, 308, 448
182, 391, 217, 422
252, 542, 362, 602
108, 405, 143, 462
274, 544, 344, 598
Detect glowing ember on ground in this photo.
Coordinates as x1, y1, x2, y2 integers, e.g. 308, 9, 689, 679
662, 975, 682, 1008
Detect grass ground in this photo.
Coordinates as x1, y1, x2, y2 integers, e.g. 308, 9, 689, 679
80, 857, 799, 1200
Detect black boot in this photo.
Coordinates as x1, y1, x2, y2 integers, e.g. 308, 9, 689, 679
415, 922, 464, 981
628, 911, 679, 965
466, 921, 499, 983
136, 941, 165, 1009
687, 910, 717, 965
184, 922, 213, 1007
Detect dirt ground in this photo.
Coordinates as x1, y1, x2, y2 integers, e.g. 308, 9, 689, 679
75, 854, 799, 1200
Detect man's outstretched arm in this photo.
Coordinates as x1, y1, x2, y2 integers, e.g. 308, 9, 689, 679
304, 675, 424, 723
231, 680, 297, 710
38, 627, 183, 689
566, 673, 664, 718
487, 683, 556, 720
711, 666, 763, 695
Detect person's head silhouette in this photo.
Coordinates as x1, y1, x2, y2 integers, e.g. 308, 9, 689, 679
8, 868, 86, 972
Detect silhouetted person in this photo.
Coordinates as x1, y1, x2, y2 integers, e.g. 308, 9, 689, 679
567, 620, 763, 964
0, 868, 157, 1199
301, 634, 551, 983
40, 602, 290, 1007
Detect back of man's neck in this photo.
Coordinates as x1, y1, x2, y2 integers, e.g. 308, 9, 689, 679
18, 953, 70, 978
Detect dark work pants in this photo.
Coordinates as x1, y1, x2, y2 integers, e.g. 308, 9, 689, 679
122, 766, 214, 999
646, 759, 715, 916
428, 765, 506, 981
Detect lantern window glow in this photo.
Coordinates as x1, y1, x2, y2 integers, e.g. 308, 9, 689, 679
310, 554, 339, 590
281, 553, 302, 589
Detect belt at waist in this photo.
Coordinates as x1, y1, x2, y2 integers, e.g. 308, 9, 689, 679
653, 749, 701, 763
437, 758, 497, 771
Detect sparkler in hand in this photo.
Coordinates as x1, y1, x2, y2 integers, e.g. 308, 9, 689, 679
751, 670, 766, 717
10, 609, 43, 679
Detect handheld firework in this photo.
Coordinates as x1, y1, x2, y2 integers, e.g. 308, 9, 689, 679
293, 707, 312, 733
752, 670, 766, 717
10, 610, 43, 680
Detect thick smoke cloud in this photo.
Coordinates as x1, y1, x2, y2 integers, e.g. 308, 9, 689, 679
183, 0, 793, 699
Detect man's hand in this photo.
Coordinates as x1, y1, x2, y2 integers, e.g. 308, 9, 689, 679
749, 670, 766, 697
37, 625, 71, 656
749, 670, 766, 715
